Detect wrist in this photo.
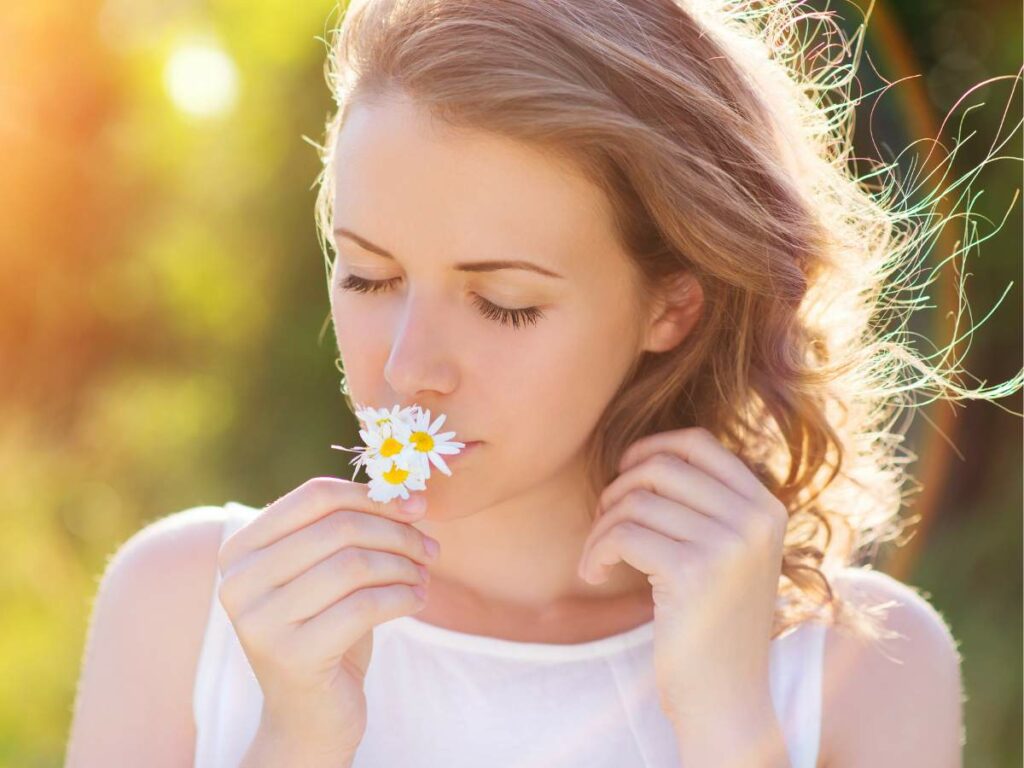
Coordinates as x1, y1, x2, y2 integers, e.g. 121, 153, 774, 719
670, 692, 791, 768
241, 721, 358, 768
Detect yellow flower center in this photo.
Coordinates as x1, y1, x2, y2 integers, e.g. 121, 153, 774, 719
382, 462, 410, 486
379, 436, 404, 457
410, 431, 434, 453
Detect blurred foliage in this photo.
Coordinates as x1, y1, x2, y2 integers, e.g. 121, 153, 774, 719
0, 0, 1018, 765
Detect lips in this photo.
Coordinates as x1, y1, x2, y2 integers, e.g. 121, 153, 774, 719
448, 441, 482, 463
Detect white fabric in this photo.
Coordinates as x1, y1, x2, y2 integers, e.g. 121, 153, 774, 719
194, 501, 827, 767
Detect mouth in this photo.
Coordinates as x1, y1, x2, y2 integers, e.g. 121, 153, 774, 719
448, 441, 483, 462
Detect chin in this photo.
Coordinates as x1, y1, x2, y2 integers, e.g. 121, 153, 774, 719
418, 478, 482, 519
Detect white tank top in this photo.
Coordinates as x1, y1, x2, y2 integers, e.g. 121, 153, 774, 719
193, 501, 827, 767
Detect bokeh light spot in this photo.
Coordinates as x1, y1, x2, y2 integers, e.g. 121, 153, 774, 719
163, 40, 239, 118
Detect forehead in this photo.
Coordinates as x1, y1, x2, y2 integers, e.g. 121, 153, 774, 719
331, 95, 623, 269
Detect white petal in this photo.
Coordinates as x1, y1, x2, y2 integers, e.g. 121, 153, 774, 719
367, 483, 391, 502
407, 455, 429, 481
430, 453, 452, 476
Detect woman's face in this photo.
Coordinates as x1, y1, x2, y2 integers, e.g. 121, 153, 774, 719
329, 93, 654, 517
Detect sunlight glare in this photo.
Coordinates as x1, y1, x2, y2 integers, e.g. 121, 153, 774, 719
163, 40, 239, 118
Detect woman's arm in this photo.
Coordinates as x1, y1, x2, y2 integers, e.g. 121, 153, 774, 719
819, 568, 964, 768
64, 506, 227, 767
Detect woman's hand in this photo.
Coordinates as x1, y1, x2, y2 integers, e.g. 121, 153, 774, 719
217, 477, 438, 761
577, 427, 788, 724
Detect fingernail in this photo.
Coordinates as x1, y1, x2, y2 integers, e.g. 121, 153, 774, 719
424, 537, 440, 559
412, 583, 427, 599
400, 496, 426, 515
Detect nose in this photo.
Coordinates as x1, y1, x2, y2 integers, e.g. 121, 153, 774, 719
382, 291, 457, 397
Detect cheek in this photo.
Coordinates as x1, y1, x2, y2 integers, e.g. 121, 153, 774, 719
330, 298, 353, 345
534, 315, 637, 439
487, 324, 625, 457
331, 301, 387, 396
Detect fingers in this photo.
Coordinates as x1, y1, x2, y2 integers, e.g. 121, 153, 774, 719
223, 510, 437, 609
219, 477, 424, 574
618, 427, 766, 502
599, 452, 750, 533
579, 489, 725, 579
267, 547, 428, 624
298, 582, 428, 664
583, 520, 693, 585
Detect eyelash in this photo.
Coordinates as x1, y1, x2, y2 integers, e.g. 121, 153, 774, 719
337, 274, 545, 329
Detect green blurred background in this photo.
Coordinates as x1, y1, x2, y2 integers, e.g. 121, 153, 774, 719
0, 0, 1019, 765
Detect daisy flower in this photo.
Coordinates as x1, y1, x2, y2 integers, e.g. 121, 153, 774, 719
331, 402, 465, 501
402, 407, 466, 479
353, 403, 410, 439
364, 451, 428, 503
333, 402, 413, 479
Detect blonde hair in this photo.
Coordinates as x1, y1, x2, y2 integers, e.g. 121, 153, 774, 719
312, 0, 1022, 641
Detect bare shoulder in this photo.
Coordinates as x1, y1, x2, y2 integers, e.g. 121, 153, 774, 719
818, 566, 965, 768
65, 504, 236, 767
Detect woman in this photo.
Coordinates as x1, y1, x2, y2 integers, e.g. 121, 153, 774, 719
70, 0, 1002, 765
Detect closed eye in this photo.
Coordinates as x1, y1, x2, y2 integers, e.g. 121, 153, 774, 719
336, 274, 545, 330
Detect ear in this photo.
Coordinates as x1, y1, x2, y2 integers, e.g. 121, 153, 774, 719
642, 271, 703, 354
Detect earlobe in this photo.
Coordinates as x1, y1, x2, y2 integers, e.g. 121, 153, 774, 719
643, 272, 703, 354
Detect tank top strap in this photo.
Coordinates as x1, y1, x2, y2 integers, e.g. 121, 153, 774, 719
192, 502, 261, 765
772, 618, 829, 768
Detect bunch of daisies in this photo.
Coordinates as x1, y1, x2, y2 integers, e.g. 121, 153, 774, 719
332, 403, 466, 502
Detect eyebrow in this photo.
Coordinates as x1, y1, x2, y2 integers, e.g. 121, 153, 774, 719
333, 227, 565, 279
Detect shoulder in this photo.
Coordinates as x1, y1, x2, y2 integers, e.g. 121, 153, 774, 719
817, 566, 964, 768
66, 504, 236, 766
94, 502, 246, 672
89, 503, 232, 674
98, 504, 233, 632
